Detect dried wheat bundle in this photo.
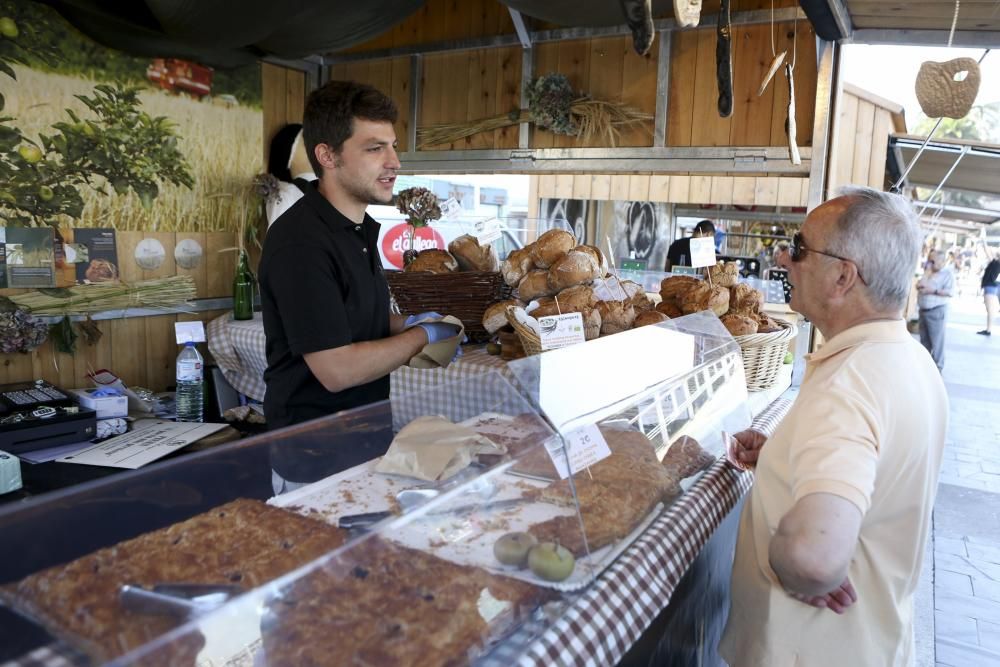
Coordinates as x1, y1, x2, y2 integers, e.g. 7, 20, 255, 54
10, 276, 197, 316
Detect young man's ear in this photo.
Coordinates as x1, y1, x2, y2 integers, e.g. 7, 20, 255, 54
314, 144, 339, 170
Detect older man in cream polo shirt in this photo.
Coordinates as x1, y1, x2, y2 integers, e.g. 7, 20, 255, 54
719, 187, 947, 666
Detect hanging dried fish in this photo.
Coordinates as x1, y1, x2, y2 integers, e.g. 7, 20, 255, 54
673, 0, 702, 28
716, 0, 733, 117
757, 51, 786, 97
784, 62, 801, 165
620, 0, 655, 56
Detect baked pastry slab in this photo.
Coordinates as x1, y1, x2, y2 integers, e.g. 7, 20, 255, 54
0, 499, 348, 665
262, 537, 546, 667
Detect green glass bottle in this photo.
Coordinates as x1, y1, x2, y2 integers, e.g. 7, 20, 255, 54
233, 249, 255, 320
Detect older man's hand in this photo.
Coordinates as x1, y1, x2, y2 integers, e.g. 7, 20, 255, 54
730, 428, 768, 469
789, 577, 858, 614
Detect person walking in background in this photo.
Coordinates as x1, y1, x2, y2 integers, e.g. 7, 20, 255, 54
916, 249, 954, 371
720, 187, 947, 666
979, 250, 1000, 336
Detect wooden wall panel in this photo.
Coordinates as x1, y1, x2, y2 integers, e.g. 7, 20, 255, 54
533, 174, 807, 207
851, 101, 876, 188
262, 63, 307, 169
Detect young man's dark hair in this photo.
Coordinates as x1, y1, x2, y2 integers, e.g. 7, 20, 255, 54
302, 80, 398, 176
694, 219, 716, 236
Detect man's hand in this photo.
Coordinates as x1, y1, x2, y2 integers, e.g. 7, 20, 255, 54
404, 312, 444, 327
730, 428, 767, 469
788, 577, 857, 615
417, 321, 462, 344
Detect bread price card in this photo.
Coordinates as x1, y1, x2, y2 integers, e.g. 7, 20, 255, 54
544, 424, 613, 479
538, 312, 586, 351
689, 236, 717, 268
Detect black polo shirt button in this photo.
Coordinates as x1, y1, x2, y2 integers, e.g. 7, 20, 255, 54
355, 225, 361, 231
362, 247, 368, 253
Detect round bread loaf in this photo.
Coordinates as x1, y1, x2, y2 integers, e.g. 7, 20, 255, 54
501, 246, 534, 287
547, 248, 600, 291
449, 234, 499, 272
556, 284, 597, 312
633, 310, 669, 327
708, 261, 739, 288
755, 313, 784, 333
729, 282, 763, 315
517, 270, 555, 302
660, 275, 701, 301
531, 229, 577, 269
656, 300, 684, 318
405, 249, 458, 274
681, 282, 730, 316
596, 301, 636, 335
575, 245, 608, 277
721, 313, 759, 336
629, 290, 655, 313
582, 307, 602, 340
482, 299, 522, 334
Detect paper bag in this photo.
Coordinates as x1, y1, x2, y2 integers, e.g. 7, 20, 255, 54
405, 315, 465, 369
375, 415, 504, 481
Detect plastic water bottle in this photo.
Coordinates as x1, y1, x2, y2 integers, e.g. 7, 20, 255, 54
175, 342, 204, 422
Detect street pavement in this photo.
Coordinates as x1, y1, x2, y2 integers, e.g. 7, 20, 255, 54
926, 289, 1000, 667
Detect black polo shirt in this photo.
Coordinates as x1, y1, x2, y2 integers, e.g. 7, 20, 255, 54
259, 180, 391, 431
665, 237, 692, 270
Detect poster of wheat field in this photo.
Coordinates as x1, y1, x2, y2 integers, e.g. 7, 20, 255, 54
0, 0, 262, 233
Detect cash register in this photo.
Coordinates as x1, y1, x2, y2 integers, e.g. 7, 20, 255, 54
0, 380, 97, 455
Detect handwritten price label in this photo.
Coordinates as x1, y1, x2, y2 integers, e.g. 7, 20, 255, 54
544, 424, 613, 479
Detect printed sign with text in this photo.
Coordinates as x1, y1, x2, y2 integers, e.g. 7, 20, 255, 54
689, 236, 717, 268
538, 312, 586, 351
544, 424, 613, 479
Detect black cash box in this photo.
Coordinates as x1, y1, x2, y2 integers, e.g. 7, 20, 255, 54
0, 380, 97, 455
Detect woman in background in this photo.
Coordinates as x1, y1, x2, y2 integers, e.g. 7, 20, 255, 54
978, 250, 1000, 336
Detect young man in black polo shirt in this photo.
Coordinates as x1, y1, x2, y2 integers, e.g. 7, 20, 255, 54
259, 82, 459, 482
664, 219, 716, 271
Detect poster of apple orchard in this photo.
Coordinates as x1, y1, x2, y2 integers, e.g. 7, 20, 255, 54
0, 0, 261, 244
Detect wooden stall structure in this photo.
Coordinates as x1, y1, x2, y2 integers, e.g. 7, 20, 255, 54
827, 83, 906, 193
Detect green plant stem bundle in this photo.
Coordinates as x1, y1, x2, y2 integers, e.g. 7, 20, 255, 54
10, 275, 196, 316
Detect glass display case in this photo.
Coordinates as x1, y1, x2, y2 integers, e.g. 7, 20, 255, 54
0, 315, 752, 667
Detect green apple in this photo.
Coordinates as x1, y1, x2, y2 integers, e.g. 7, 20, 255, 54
38, 185, 54, 202
783, 351, 794, 364
527, 541, 575, 581
493, 531, 537, 567
18, 145, 42, 163
0, 17, 17, 39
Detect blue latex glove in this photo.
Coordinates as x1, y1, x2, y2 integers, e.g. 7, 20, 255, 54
404, 311, 444, 327
417, 321, 462, 344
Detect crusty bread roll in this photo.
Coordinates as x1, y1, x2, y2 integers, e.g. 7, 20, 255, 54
708, 261, 739, 288
448, 234, 499, 272
729, 282, 763, 315
721, 313, 759, 336
575, 245, 608, 277
629, 290, 655, 313
482, 299, 522, 334
660, 275, 701, 301
681, 282, 730, 316
656, 300, 684, 319
531, 229, 576, 269
596, 301, 636, 335
756, 313, 784, 333
501, 246, 534, 287
547, 248, 600, 291
556, 284, 597, 312
517, 269, 555, 302
405, 249, 458, 274
582, 307, 602, 340
633, 310, 669, 327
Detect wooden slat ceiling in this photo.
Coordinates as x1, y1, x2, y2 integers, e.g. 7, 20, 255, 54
847, 0, 1000, 33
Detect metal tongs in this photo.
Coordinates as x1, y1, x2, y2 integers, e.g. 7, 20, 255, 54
120, 583, 243, 619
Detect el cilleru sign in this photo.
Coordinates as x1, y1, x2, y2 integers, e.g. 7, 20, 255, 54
379, 224, 446, 270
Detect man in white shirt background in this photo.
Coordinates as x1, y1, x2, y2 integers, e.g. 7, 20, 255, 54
916, 249, 955, 372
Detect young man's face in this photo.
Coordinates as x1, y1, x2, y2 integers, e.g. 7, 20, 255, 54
330, 119, 400, 206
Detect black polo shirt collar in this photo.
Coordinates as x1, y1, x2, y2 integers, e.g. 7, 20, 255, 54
296, 178, 378, 232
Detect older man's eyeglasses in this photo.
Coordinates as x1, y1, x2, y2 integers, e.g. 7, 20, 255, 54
789, 232, 867, 284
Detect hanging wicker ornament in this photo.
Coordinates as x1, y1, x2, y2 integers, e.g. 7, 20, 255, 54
915, 58, 981, 119
674, 0, 702, 28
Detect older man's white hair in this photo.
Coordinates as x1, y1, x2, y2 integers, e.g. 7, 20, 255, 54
825, 186, 922, 312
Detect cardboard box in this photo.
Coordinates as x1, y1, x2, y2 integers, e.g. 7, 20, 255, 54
71, 388, 129, 419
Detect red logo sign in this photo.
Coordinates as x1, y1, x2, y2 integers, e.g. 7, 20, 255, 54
381, 224, 446, 270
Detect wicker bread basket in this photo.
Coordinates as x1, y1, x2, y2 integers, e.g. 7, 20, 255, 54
733, 317, 796, 391
505, 305, 545, 356
385, 270, 512, 344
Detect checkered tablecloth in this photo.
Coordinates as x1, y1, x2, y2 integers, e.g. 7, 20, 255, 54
206, 312, 268, 403
6, 398, 791, 667
206, 313, 519, 414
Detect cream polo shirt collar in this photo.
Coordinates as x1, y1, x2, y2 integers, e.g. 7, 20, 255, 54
806, 318, 910, 364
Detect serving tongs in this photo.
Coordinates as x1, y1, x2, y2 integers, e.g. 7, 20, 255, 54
120, 583, 243, 619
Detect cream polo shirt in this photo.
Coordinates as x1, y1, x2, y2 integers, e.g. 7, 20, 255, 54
719, 320, 947, 667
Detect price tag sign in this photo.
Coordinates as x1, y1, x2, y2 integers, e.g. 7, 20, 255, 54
543, 424, 613, 479
473, 217, 502, 245
670, 265, 699, 276
174, 321, 206, 344
689, 236, 717, 268
441, 197, 462, 220
538, 312, 586, 351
